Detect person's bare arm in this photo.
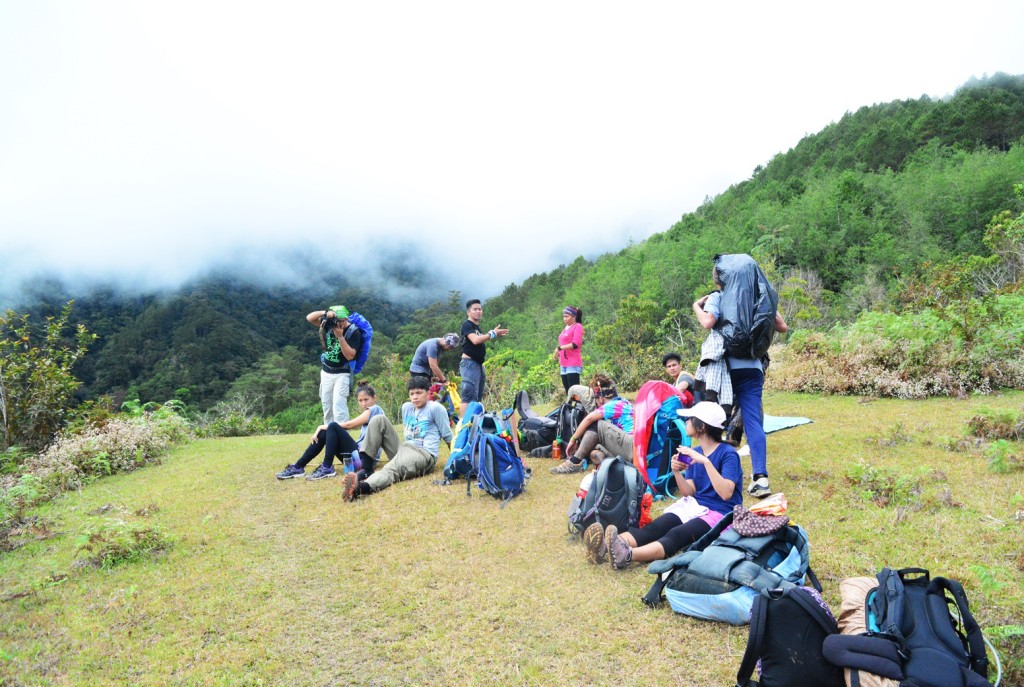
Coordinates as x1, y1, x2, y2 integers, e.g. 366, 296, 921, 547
427, 356, 446, 382
693, 296, 717, 330
774, 311, 788, 333
564, 408, 603, 456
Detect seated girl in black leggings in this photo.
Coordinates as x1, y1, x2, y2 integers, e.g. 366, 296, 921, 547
583, 401, 742, 569
275, 382, 385, 481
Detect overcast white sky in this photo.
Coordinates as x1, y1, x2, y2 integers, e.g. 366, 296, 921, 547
2, 1, 1023, 306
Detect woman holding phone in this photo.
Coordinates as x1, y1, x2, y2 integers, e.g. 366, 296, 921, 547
582, 401, 742, 569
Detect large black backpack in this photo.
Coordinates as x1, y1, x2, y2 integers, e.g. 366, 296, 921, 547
825, 567, 992, 687
714, 253, 779, 360
737, 586, 846, 687
566, 456, 644, 535
514, 390, 559, 452
555, 398, 587, 446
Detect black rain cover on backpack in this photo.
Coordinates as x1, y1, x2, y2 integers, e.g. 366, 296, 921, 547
713, 254, 779, 360
736, 586, 845, 687
567, 456, 644, 535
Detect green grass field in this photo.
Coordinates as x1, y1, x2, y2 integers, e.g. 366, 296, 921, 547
2, 392, 1023, 686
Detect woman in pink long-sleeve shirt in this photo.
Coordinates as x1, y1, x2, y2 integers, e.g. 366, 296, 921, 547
555, 306, 584, 392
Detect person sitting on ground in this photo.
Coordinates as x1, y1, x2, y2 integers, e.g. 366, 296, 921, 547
551, 374, 634, 475
409, 333, 460, 382
583, 401, 742, 569
275, 381, 391, 480
662, 351, 696, 407
342, 375, 454, 501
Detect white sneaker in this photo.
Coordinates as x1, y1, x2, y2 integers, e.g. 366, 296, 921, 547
738, 444, 751, 457
748, 476, 771, 499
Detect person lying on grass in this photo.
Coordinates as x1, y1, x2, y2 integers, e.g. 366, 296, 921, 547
275, 381, 393, 481
342, 375, 453, 501
583, 401, 742, 570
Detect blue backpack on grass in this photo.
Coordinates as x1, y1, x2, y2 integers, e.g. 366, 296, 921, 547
643, 511, 814, 626
443, 402, 484, 481
442, 405, 527, 502
474, 417, 527, 503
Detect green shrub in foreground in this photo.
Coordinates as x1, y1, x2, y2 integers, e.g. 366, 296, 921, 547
75, 518, 173, 569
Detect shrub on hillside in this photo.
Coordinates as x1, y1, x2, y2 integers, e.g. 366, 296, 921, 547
194, 393, 276, 438
1, 303, 96, 451
768, 294, 1023, 398
24, 414, 192, 491
270, 403, 323, 434
0, 412, 192, 531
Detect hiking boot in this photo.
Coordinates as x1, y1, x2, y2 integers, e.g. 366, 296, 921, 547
275, 464, 305, 480
342, 472, 360, 502
307, 464, 337, 481
606, 525, 632, 570
550, 459, 584, 474
583, 523, 607, 564
529, 445, 552, 458
748, 476, 771, 499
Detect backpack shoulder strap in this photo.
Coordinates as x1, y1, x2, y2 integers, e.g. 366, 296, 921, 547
785, 587, 839, 636
929, 577, 989, 679
736, 594, 769, 687
624, 463, 642, 520
872, 568, 908, 649
590, 455, 616, 500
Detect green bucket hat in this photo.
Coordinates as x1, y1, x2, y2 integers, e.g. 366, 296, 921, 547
330, 305, 350, 318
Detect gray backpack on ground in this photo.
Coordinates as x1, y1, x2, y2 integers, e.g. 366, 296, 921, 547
643, 511, 814, 625
567, 456, 644, 535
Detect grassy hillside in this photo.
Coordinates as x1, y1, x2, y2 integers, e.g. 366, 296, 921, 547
2, 392, 1023, 686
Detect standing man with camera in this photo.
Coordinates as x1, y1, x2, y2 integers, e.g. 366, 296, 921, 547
306, 305, 364, 425
459, 298, 508, 416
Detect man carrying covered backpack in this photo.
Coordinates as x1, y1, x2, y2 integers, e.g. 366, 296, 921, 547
693, 256, 787, 498
307, 305, 365, 425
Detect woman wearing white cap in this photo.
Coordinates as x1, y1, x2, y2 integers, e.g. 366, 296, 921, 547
583, 401, 742, 569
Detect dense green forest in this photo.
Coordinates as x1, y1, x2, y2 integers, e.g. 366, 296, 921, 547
7, 73, 1024, 419
11, 276, 421, 410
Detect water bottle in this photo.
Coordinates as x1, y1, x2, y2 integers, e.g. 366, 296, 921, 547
551, 437, 562, 461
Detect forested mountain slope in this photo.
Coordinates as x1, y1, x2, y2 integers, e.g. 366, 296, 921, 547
457, 73, 1024, 388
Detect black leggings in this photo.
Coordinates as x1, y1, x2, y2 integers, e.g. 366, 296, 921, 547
628, 512, 712, 559
561, 372, 581, 393
295, 423, 359, 469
